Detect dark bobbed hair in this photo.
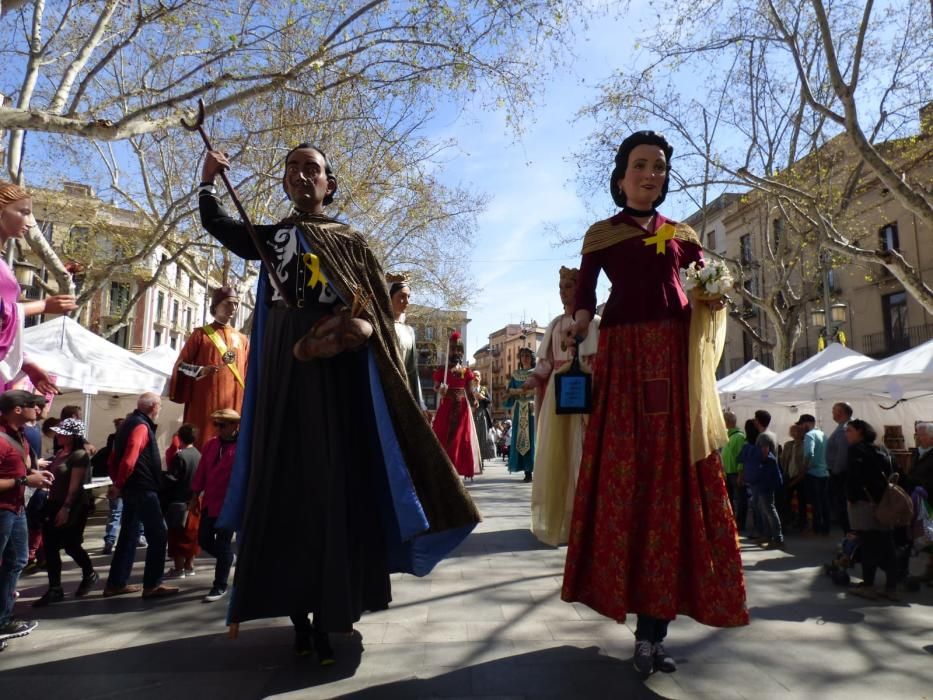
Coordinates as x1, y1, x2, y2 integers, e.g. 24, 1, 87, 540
754, 409, 772, 429
389, 281, 411, 297
847, 418, 877, 444
178, 423, 198, 446
41, 417, 60, 435
60, 405, 81, 420
609, 131, 674, 209
744, 419, 760, 445
283, 143, 337, 206
518, 346, 536, 369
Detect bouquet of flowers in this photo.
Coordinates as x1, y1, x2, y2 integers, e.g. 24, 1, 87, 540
680, 260, 733, 301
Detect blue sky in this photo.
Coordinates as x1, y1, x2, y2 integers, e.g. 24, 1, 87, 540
426, 7, 701, 358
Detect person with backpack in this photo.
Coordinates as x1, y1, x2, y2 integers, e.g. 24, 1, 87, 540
844, 419, 900, 601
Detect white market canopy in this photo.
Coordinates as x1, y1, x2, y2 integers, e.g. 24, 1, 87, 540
717, 359, 779, 395
730, 343, 877, 406
819, 338, 933, 402
139, 343, 181, 376
23, 317, 168, 395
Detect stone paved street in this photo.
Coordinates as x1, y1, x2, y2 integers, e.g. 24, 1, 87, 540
4, 458, 933, 699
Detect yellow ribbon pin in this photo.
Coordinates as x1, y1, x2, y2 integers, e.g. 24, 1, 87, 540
643, 223, 677, 255
302, 252, 329, 289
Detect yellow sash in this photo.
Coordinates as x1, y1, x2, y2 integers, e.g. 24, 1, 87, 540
202, 324, 245, 389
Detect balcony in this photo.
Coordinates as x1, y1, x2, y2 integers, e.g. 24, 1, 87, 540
490, 348, 501, 357
862, 323, 933, 358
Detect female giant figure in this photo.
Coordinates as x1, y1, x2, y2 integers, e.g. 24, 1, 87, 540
561, 132, 748, 675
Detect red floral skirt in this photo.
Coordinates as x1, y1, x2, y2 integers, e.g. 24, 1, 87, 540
433, 392, 475, 478
561, 319, 748, 627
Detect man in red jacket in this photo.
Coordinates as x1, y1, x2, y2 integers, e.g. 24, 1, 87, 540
190, 408, 240, 603
0, 390, 54, 646
103, 392, 178, 599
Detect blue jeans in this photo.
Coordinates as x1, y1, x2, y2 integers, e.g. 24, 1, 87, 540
748, 484, 765, 536
0, 509, 28, 625
757, 490, 783, 543
725, 473, 747, 531
806, 474, 831, 534
106, 489, 167, 590
104, 497, 143, 546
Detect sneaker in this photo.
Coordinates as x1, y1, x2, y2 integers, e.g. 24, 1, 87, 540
101, 542, 113, 555
164, 568, 185, 579
0, 619, 38, 641
203, 586, 227, 603
633, 639, 654, 674
653, 642, 677, 673
32, 587, 65, 608
75, 571, 99, 598
137, 537, 148, 548
311, 625, 335, 666
294, 625, 312, 657
183, 568, 196, 578
0, 639, 6, 652
21, 559, 40, 576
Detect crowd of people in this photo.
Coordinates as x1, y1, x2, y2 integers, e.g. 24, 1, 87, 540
723, 402, 933, 602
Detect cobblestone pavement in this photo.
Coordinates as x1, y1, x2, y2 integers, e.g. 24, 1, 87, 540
3, 458, 933, 699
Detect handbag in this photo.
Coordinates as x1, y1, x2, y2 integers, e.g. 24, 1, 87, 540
873, 472, 914, 528
554, 354, 592, 415
165, 502, 189, 530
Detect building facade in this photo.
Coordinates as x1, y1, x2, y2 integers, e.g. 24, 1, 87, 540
405, 305, 470, 411
686, 116, 932, 375
19, 182, 252, 353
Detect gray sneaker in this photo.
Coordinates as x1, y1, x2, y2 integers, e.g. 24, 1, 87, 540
633, 639, 654, 674
0, 619, 38, 641
653, 642, 677, 672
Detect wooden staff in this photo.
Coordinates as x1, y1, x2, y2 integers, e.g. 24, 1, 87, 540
182, 99, 295, 308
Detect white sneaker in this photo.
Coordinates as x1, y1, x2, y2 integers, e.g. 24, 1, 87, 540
184, 568, 196, 578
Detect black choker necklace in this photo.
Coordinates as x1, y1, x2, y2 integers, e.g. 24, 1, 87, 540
622, 206, 656, 217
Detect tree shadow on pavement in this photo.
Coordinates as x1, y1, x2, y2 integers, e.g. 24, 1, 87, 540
342, 645, 675, 700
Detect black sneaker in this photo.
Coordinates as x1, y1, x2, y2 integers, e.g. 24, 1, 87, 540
632, 639, 654, 674
0, 619, 38, 641
294, 626, 312, 657
32, 587, 65, 608
101, 542, 113, 555
653, 642, 677, 673
311, 625, 335, 666
202, 586, 227, 603
75, 571, 100, 598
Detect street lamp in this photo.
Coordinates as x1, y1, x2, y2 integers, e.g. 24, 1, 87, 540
811, 302, 848, 349
12, 259, 39, 287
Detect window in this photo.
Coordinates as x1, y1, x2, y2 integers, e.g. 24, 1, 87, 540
882, 292, 909, 352
106, 324, 129, 349
772, 218, 784, 249
740, 234, 753, 264
188, 277, 195, 297
109, 281, 131, 316
156, 291, 165, 321
707, 229, 717, 250
154, 330, 162, 347
172, 299, 179, 325
425, 326, 434, 341
170, 334, 177, 350
185, 307, 193, 330
879, 222, 899, 251
69, 225, 90, 248
176, 264, 183, 286
35, 219, 53, 242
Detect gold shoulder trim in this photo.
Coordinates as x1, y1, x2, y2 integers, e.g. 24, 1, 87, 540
673, 222, 701, 247
580, 218, 644, 255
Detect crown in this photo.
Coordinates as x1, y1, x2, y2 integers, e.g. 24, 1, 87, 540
385, 272, 410, 285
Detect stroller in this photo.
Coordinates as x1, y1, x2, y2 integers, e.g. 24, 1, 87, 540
824, 533, 861, 587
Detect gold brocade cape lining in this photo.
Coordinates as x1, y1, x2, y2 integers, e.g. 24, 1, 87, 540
283, 213, 481, 531
581, 218, 701, 255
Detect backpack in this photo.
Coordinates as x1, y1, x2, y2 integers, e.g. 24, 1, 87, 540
875, 472, 914, 528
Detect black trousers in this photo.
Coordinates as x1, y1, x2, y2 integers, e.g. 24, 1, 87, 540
635, 615, 670, 643
42, 518, 93, 588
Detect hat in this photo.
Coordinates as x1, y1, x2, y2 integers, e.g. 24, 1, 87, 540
210, 286, 239, 313
386, 272, 411, 296
796, 414, 816, 425
50, 417, 85, 437
0, 390, 46, 413
210, 408, 241, 423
